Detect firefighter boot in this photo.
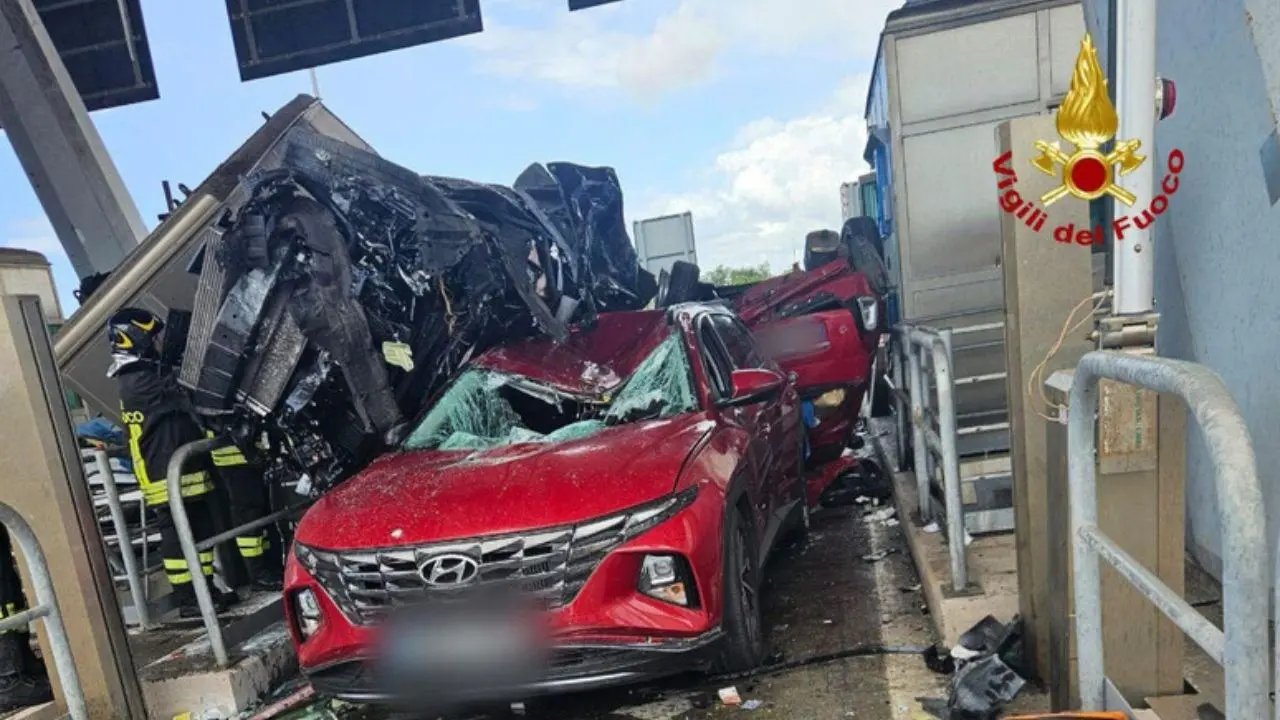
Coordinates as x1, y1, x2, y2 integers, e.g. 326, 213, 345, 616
175, 583, 240, 620
0, 634, 52, 712
245, 556, 283, 593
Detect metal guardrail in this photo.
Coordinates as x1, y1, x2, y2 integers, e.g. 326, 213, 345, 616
1067, 352, 1269, 718
168, 438, 310, 667
0, 503, 88, 720
167, 437, 230, 665
82, 449, 151, 629
894, 325, 967, 592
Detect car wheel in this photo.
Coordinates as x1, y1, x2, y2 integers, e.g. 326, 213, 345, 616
715, 508, 765, 673
663, 261, 700, 306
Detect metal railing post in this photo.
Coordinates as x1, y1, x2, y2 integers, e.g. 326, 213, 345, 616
930, 329, 966, 593
891, 335, 910, 470
904, 332, 930, 520
0, 504, 87, 720
166, 437, 228, 666
86, 449, 150, 629
899, 324, 968, 592
1067, 352, 1269, 718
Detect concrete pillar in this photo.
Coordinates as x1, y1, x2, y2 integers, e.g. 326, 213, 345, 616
0, 294, 146, 717
0, 0, 146, 279
997, 115, 1097, 682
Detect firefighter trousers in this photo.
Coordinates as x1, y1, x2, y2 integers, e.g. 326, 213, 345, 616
155, 498, 218, 599
218, 464, 280, 572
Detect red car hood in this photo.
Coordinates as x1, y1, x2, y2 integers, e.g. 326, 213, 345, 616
296, 415, 715, 550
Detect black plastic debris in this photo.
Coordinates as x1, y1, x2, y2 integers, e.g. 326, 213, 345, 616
177, 125, 655, 496
922, 645, 955, 675
918, 615, 1027, 719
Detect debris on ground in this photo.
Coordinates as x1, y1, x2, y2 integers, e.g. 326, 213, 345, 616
742, 699, 764, 710
917, 615, 1027, 719
864, 507, 897, 525
861, 548, 897, 563
718, 686, 743, 706
923, 521, 941, 534
922, 645, 955, 675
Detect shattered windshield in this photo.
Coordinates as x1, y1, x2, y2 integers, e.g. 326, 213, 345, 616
402, 334, 697, 452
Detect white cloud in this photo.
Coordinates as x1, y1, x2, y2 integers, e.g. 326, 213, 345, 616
3, 217, 63, 258
466, 0, 902, 101
632, 73, 873, 273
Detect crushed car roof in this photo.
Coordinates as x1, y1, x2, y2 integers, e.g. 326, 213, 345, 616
475, 309, 672, 396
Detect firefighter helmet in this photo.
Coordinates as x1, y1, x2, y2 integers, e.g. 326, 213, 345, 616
107, 308, 164, 358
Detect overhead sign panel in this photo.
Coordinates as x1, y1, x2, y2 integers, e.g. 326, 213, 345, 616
568, 0, 625, 9
32, 0, 159, 111
226, 0, 483, 82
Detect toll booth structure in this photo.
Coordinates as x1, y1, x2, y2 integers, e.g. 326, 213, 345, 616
865, 0, 1106, 534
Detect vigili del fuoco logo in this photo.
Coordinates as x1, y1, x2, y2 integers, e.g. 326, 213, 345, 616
992, 33, 1184, 247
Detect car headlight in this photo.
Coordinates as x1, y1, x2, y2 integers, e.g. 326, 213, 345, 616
855, 296, 879, 332
619, 485, 700, 540
291, 587, 323, 640
638, 554, 700, 607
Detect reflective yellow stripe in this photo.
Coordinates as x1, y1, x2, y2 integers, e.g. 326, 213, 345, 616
126, 421, 149, 485
163, 559, 187, 571
167, 571, 192, 585
210, 445, 247, 467
198, 552, 214, 564
141, 472, 212, 506
237, 536, 268, 558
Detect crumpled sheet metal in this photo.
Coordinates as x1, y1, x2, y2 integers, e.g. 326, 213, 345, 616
181, 126, 655, 495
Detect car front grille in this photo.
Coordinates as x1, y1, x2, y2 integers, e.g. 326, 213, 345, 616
296, 487, 700, 625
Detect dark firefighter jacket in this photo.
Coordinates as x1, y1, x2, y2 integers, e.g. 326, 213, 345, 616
116, 362, 213, 506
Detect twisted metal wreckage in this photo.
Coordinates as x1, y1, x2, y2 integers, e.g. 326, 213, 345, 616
174, 127, 657, 497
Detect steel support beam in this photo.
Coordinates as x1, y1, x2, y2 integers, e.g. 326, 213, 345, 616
0, 0, 146, 279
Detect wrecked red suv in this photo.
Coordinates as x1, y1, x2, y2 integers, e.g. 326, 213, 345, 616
733, 260, 885, 465
284, 304, 810, 702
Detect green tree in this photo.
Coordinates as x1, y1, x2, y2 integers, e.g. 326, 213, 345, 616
704, 263, 771, 287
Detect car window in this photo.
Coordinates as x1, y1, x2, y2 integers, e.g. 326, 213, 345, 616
711, 315, 765, 369
698, 318, 734, 399
401, 335, 698, 452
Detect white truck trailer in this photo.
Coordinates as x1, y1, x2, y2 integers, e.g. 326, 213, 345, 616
865, 0, 1095, 533
632, 212, 697, 278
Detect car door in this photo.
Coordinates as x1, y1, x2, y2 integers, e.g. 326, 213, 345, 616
696, 315, 769, 537
709, 314, 802, 525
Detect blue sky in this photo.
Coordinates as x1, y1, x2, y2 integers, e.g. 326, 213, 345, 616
1, 0, 901, 313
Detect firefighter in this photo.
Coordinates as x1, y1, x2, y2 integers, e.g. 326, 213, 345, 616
209, 441, 283, 592
0, 530, 52, 710
106, 308, 237, 619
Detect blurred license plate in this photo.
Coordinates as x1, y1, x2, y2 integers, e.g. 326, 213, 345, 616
374, 599, 550, 706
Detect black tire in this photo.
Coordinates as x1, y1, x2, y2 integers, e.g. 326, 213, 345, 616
662, 261, 700, 306
715, 507, 765, 673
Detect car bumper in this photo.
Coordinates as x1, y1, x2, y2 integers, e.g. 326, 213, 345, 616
305, 628, 724, 703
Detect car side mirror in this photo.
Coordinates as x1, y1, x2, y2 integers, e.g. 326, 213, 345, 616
718, 368, 786, 408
